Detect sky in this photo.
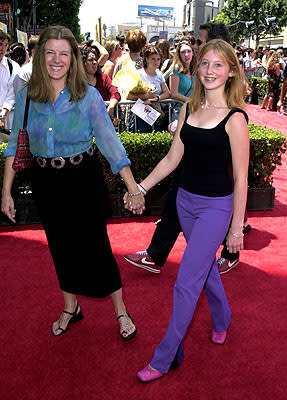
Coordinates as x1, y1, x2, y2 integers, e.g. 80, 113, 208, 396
79, 0, 187, 37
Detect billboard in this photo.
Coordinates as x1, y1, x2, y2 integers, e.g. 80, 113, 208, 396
138, 5, 174, 19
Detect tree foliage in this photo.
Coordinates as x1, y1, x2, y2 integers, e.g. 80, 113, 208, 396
19, 0, 83, 42
213, 0, 287, 45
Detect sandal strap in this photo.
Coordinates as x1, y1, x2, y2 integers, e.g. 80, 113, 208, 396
63, 303, 79, 317
117, 312, 132, 332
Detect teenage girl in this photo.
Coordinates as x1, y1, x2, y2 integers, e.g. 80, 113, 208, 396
130, 39, 249, 382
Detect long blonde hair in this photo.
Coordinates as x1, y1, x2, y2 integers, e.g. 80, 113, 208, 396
189, 39, 246, 113
172, 40, 195, 75
28, 25, 88, 103
267, 51, 281, 68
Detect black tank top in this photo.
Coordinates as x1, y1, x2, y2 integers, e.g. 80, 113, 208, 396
179, 108, 248, 197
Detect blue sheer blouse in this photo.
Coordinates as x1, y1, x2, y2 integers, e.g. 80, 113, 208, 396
4, 85, 130, 174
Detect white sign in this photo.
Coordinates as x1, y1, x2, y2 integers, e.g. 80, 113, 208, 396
17, 29, 28, 47
131, 99, 160, 126
0, 22, 7, 32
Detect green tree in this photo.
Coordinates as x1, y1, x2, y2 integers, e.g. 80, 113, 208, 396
213, 0, 287, 46
18, 0, 83, 42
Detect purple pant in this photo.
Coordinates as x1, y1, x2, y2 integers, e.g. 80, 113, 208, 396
150, 188, 233, 373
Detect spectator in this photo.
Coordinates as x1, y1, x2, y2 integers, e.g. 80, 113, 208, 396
261, 47, 270, 69
243, 48, 256, 82
113, 29, 147, 79
127, 44, 170, 132
102, 40, 122, 79
116, 34, 127, 53
8, 42, 29, 66
81, 45, 121, 120
13, 36, 39, 95
155, 39, 171, 69
261, 52, 281, 111
169, 40, 195, 122
81, 39, 108, 68
0, 31, 20, 141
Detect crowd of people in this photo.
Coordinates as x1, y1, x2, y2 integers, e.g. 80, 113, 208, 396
0, 21, 285, 384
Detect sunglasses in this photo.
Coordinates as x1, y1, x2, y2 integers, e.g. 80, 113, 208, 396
196, 39, 203, 46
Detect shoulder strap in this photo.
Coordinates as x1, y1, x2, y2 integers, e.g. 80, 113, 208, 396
185, 104, 189, 121
23, 95, 30, 129
7, 58, 13, 76
224, 108, 248, 124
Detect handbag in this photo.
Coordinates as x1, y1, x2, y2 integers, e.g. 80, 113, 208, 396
12, 95, 32, 171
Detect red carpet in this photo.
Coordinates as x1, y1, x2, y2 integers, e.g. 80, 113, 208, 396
1, 105, 287, 400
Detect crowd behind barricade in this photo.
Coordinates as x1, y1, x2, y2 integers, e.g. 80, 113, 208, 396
1, 25, 287, 144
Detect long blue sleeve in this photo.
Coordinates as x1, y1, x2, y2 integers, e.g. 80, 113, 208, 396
4, 86, 130, 174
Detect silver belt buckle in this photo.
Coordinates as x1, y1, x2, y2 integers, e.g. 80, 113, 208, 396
87, 147, 94, 156
51, 156, 65, 169
70, 153, 83, 165
36, 156, 47, 168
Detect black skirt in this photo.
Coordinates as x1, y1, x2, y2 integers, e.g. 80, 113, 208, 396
31, 151, 122, 298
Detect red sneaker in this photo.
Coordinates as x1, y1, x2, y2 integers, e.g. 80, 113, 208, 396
124, 251, 161, 274
217, 257, 239, 275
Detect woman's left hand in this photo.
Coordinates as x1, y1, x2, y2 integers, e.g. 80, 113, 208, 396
226, 231, 244, 253
123, 192, 145, 215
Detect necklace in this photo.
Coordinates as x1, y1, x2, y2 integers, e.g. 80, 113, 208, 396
200, 101, 228, 109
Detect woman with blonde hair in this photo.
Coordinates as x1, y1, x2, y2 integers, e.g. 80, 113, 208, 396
102, 40, 122, 79
135, 39, 249, 382
1, 25, 144, 340
261, 51, 281, 111
169, 39, 196, 121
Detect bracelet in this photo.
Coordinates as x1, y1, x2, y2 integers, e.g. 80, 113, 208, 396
229, 230, 244, 238
137, 183, 147, 195
127, 191, 142, 197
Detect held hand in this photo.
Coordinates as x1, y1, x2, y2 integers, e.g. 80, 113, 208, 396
147, 89, 157, 99
0, 119, 5, 129
123, 192, 145, 215
1, 194, 16, 223
107, 106, 114, 119
226, 231, 244, 253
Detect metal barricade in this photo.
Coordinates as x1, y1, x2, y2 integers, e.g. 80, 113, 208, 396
105, 99, 176, 133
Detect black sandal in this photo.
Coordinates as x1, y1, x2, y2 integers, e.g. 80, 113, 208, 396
117, 311, 137, 341
52, 303, 83, 336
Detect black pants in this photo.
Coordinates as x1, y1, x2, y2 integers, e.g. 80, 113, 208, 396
147, 165, 239, 267
147, 168, 182, 267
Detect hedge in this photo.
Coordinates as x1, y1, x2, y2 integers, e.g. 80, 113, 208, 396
0, 123, 286, 200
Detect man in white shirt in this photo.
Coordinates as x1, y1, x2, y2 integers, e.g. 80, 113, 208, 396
13, 36, 38, 95
243, 48, 255, 81
0, 31, 19, 141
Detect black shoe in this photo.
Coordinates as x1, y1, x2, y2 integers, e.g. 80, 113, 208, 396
52, 303, 83, 336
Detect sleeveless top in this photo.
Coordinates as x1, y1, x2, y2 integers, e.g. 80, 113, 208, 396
179, 108, 248, 197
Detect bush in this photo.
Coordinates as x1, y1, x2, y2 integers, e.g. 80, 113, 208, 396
0, 125, 286, 199
249, 123, 287, 187
250, 76, 269, 98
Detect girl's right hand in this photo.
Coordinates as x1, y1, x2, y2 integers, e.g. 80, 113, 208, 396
1, 193, 16, 223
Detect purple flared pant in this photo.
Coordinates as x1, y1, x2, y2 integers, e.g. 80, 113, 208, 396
151, 188, 233, 374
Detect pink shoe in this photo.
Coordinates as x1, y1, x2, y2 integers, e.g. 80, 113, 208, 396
211, 329, 227, 345
137, 364, 164, 383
